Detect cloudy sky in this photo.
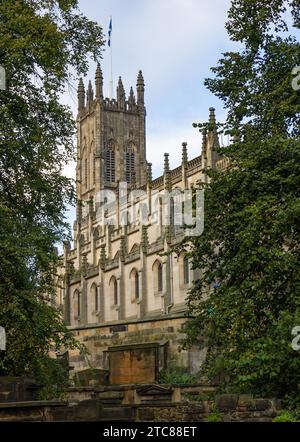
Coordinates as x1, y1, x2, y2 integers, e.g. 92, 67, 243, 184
63, 0, 235, 224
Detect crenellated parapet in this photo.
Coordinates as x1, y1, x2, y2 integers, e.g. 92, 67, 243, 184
77, 66, 145, 117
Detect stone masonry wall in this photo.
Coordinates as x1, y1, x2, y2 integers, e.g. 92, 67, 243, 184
68, 315, 206, 377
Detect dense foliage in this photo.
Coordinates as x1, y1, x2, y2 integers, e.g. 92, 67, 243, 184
184, 0, 300, 409
0, 0, 103, 395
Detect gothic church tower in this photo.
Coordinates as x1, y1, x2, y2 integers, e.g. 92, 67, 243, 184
58, 64, 225, 380
76, 64, 147, 206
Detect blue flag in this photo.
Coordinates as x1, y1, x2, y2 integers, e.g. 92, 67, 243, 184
108, 17, 112, 47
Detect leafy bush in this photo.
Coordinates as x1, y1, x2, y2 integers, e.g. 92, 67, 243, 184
159, 364, 199, 385
273, 411, 299, 423
205, 405, 222, 422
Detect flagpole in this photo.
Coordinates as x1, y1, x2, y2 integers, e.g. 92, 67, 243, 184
109, 16, 113, 99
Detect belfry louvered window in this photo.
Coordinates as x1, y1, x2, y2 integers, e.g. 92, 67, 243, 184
105, 140, 116, 183
125, 144, 135, 184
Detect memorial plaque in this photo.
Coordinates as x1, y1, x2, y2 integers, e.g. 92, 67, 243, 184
108, 343, 159, 385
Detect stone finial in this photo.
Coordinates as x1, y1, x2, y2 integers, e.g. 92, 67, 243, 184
87, 80, 94, 104
207, 107, 220, 152
128, 86, 136, 109
164, 153, 170, 174
164, 153, 171, 190
117, 76, 126, 108
95, 62, 103, 99
77, 78, 85, 111
147, 162, 152, 184
141, 225, 149, 254
182, 142, 188, 166
209, 107, 216, 128
137, 70, 145, 105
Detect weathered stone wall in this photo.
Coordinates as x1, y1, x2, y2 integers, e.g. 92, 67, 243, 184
0, 393, 281, 422
68, 315, 206, 378
0, 379, 281, 422
135, 395, 281, 422
63, 385, 281, 422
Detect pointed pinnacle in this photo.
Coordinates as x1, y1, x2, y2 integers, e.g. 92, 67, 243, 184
182, 142, 188, 164
147, 162, 152, 182
95, 62, 103, 79
164, 153, 170, 173
209, 107, 216, 128
78, 78, 84, 92
137, 70, 144, 86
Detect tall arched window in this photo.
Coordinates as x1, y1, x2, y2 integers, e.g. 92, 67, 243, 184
91, 284, 98, 312
110, 276, 118, 306
152, 260, 163, 294
114, 279, 118, 305
130, 268, 140, 301
158, 263, 163, 292
183, 256, 190, 285
74, 290, 80, 318
135, 271, 139, 299
105, 140, 116, 183
125, 143, 135, 184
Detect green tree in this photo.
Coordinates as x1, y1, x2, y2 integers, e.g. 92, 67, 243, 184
183, 0, 300, 408
0, 0, 103, 396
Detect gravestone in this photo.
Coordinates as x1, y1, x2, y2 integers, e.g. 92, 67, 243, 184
108, 343, 160, 385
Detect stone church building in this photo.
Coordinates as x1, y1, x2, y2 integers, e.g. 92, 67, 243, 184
56, 63, 227, 385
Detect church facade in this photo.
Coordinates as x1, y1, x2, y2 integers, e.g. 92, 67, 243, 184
56, 64, 227, 384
